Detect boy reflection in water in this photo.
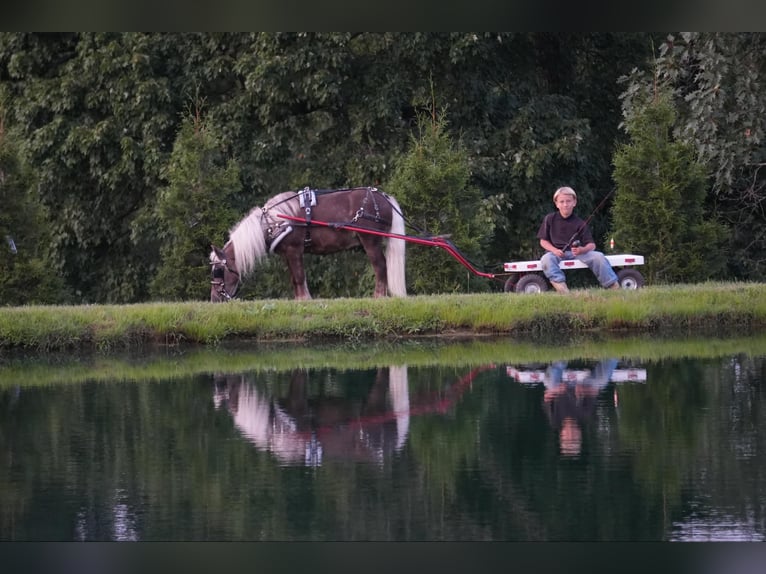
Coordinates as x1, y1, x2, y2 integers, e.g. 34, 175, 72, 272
543, 359, 617, 457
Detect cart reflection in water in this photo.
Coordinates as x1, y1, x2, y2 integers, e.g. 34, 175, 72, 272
507, 359, 646, 457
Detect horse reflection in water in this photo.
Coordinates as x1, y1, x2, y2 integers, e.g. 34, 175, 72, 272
214, 365, 493, 466
213, 367, 411, 466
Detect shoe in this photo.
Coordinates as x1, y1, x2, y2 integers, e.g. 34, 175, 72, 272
608, 282, 620, 290
551, 281, 569, 293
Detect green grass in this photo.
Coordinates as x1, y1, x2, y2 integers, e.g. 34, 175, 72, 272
2, 331, 766, 390
1, 282, 766, 352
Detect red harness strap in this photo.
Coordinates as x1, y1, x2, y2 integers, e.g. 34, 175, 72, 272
276, 213, 498, 280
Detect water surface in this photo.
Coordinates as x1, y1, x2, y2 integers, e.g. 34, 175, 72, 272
1, 340, 764, 541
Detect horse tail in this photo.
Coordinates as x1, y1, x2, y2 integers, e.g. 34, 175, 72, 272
385, 195, 407, 297
389, 365, 410, 451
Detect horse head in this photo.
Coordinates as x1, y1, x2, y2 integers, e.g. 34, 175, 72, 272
209, 243, 241, 302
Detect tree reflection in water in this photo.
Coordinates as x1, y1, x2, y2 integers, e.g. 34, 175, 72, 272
2, 350, 765, 542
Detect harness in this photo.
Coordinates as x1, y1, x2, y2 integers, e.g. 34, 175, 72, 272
263, 218, 294, 254
350, 186, 382, 225
271, 186, 388, 249
210, 256, 241, 301
299, 186, 317, 247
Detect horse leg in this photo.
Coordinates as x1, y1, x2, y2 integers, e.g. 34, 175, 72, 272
359, 236, 388, 297
365, 368, 389, 413
283, 369, 310, 424
282, 248, 312, 300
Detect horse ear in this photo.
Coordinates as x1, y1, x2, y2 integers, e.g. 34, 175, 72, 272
211, 244, 226, 259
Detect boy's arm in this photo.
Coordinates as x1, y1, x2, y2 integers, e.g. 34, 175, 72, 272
540, 238, 564, 258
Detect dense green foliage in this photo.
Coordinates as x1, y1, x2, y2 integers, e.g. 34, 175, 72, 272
0, 33, 764, 303
0, 102, 70, 305
389, 110, 494, 293
620, 32, 766, 279
611, 93, 728, 282
148, 105, 241, 300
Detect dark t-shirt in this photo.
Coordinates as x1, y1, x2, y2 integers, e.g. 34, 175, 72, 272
536, 212, 594, 250
544, 387, 598, 431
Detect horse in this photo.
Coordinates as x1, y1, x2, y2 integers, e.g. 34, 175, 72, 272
209, 186, 406, 301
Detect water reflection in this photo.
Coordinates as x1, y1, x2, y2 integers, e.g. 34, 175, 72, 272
213, 367, 411, 466
1, 340, 765, 541
507, 359, 646, 457
213, 365, 493, 466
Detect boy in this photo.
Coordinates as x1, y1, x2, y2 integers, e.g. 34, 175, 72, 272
536, 186, 619, 292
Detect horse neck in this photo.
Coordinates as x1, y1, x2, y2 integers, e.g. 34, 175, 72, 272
224, 240, 236, 263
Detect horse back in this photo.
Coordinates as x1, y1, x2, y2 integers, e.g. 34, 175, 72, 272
278, 187, 395, 255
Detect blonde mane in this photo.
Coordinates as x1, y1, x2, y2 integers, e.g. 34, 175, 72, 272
226, 192, 302, 277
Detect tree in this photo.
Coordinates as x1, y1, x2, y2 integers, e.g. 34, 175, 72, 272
0, 33, 181, 302
0, 33, 653, 301
620, 33, 766, 279
387, 108, 494, 293
611, 91, 728, 283
148, 103, 241, 301
0, 93, 70, 305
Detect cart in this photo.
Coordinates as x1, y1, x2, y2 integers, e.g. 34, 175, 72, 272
506, 364, 647, 384
502, 254, 645, 293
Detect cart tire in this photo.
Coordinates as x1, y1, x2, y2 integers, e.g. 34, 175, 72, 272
503, 276, 518, 293
616, 268, 644, 290
515, 274, 549, 293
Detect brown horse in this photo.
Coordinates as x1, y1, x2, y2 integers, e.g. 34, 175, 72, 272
209, 186, 406, 301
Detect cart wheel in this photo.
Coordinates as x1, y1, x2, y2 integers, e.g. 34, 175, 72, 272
616, 268, 644, 290
515, 274, 550, 293
503, 276, 518, 293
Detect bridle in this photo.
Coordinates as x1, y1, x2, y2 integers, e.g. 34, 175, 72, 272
210, 258, 241, 301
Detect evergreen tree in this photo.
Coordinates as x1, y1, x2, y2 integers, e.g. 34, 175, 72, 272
611, 92, 728, 283
621, 33, 766, 280
387, 109, 494, 293
149, 104, 241, 301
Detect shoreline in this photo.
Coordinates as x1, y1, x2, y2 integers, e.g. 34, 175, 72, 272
1, 282, 765, 352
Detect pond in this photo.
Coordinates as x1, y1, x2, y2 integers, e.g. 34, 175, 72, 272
1, 334, 765, 541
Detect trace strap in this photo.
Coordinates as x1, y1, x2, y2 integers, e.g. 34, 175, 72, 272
276, 213, 499, 280
299, 187, 317, 247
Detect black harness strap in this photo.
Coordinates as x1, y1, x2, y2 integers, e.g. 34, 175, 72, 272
300, 187, 316, 247
210, 257, 241, 301
295, 186, 392, 239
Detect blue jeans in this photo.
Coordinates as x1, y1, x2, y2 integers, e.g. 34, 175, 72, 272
541, 250, 618, 288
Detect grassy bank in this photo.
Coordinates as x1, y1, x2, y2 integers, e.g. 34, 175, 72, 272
1, 282, 765, 352
2, 331, 766, 389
